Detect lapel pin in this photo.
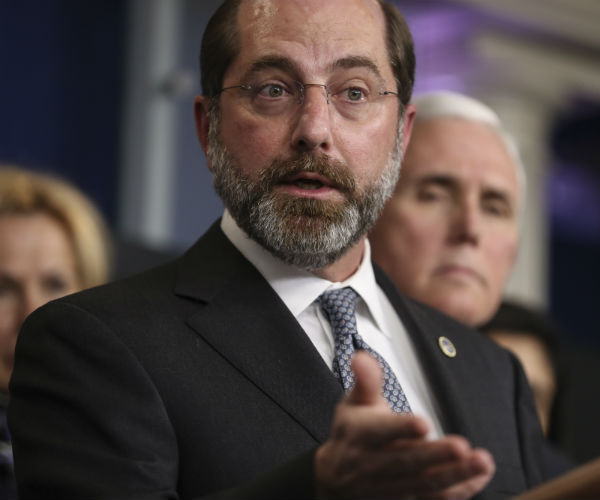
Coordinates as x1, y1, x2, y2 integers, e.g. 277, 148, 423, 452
438, 336, 457, 358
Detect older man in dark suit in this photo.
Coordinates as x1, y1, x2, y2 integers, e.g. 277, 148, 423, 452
9, 1, 550, 499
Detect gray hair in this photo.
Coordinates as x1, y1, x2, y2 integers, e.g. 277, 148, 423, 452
412, 91, 526, 202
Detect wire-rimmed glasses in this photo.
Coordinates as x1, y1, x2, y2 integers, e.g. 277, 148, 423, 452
216, 78, 400, 122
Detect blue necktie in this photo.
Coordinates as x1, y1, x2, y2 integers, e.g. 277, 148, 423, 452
317, 287, 411, 414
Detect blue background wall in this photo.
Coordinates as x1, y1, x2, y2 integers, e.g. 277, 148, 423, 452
0, 0, 127, 224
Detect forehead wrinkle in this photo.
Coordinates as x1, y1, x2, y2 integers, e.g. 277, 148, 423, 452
408, 121, 521, 198
236, 0, 391, 77
239, 54, 387, 87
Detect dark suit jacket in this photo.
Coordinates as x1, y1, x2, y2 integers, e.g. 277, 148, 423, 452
9, 221, 547, 499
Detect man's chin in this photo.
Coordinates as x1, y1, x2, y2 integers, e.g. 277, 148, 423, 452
429, 290, 486, 327
268, 193, 350, 221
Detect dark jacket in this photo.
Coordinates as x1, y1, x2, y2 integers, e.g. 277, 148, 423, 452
9, 221, 547, 499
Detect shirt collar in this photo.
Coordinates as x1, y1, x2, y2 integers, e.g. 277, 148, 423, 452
221, 210, 388, 336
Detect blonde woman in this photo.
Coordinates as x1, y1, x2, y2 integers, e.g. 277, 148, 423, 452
0, 165, 112, 497
0, 166, 112, 393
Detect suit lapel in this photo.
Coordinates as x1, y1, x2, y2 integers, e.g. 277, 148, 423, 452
174, 222, 342, 443
374, 264, 478, 438
375, 265, 536, 495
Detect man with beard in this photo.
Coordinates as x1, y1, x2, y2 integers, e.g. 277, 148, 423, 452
10, 1, 550, 499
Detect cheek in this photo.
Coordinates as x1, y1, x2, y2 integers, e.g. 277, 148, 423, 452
376, 205, 445, 283
0, 305, 18, 346
393, 208, 447, 258
337, 123, 398, 181
220, 115, 285, 176
485, 230, 518, 284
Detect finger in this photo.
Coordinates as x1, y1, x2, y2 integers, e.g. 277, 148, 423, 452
330, 405, 429, 449
433, 449, 496, 500
363, 434, 472, 478
363, 450, 494, 500
346, 351, 385, 407
315, 432, 465, 500
410, 448, 496, 499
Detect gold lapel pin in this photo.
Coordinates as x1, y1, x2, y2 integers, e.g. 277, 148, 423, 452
438, 336, 457, 358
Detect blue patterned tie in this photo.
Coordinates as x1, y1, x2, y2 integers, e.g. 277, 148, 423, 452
317, 287, 411, 414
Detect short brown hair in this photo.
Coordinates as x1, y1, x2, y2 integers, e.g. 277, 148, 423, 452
378, 0, 415, 106
200, 0, 242, 100
199, 0, 415, 105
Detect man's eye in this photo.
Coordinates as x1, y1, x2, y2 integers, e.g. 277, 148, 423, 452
256, 84, 289, 99
337, 86, 368, 103
418, 188, 446, 202
484, 201, 511, 218
346, 88, 365, 101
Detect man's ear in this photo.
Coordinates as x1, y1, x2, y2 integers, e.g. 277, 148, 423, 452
194, 95, 211, 154
401, 102, 417, 155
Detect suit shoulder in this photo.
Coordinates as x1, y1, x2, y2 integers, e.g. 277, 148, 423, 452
26, 258, 182, 338
70, 259, 176, 306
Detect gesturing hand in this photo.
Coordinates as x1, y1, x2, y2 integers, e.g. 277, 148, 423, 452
315, 352, 496, 499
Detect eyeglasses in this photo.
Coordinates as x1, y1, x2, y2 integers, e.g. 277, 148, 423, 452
216, 78, 400, 122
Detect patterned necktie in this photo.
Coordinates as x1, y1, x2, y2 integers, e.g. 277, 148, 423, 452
317, 287, 411, 414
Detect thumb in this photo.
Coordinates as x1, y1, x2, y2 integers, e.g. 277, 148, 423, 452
345, 351, 387, 408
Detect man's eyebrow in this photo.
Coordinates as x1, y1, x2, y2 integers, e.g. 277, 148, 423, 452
482, 188, 514, 206
417, 175, 456, 188
241, 56, 300, 82
330, 56, 384, 80
418, 174, 516, 206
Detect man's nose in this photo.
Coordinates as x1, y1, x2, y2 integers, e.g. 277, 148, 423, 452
290, 85, 333, 153
448, 200, 481, 245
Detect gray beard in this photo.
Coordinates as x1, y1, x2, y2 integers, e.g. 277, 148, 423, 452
207, 110, 404, 271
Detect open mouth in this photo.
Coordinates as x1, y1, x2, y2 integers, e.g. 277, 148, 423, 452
290, 178, 326, 190
281, 172, 334, 190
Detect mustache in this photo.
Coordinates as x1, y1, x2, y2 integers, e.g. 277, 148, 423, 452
258, 153, 357, 194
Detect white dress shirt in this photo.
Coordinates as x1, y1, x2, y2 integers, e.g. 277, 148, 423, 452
221, 210, 444, 438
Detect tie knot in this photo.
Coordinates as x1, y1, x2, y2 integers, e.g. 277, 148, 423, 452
317, 287, 358, 330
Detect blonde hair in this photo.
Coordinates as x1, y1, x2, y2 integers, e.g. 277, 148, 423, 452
0, 166, 112, 288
